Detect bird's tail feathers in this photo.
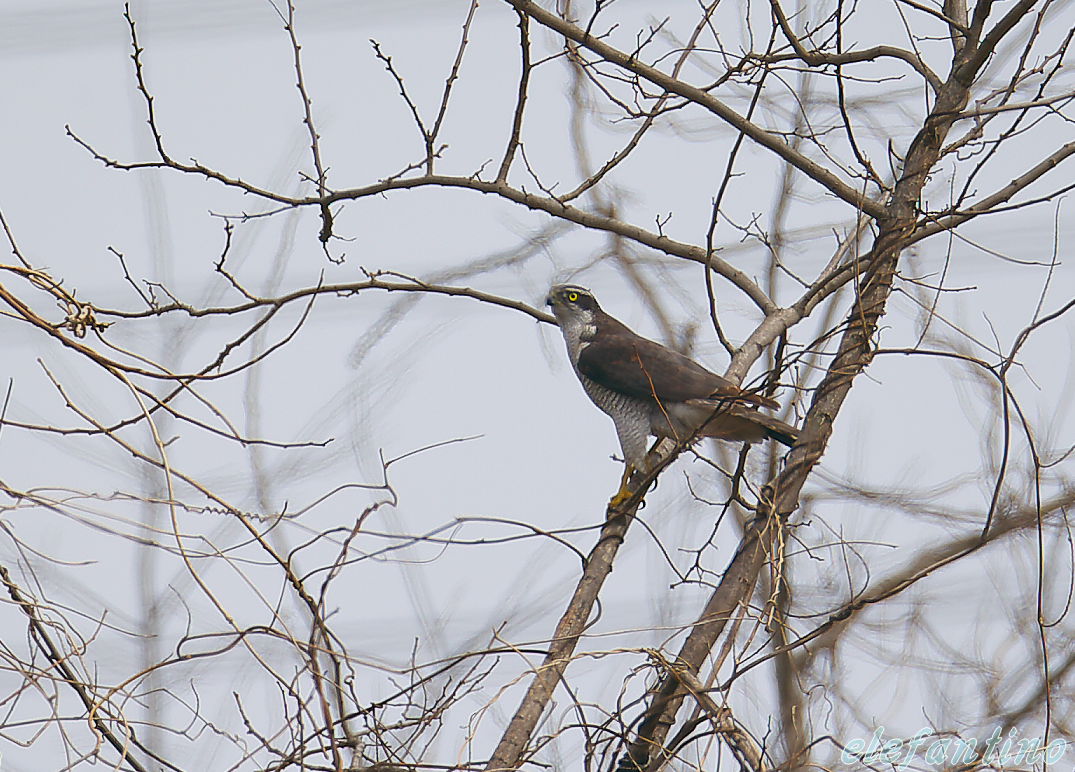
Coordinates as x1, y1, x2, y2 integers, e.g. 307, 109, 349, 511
685, 400, 799, 447
759, 415, 798, 447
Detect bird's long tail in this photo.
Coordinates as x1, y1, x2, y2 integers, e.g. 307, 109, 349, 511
757, 414, 799, 447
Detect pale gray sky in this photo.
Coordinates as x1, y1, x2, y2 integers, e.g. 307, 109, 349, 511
2, 1, 1073, 769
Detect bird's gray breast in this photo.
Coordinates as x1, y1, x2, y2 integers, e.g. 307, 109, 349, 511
578, 367, 633, 417
554, 317, 651, 468
577, 370, 651, 468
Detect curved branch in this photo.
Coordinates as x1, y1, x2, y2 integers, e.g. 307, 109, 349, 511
768, 0, 943, 92
503, 0, 887, 219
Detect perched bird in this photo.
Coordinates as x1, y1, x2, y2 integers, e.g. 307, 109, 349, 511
546, 284, 798, 506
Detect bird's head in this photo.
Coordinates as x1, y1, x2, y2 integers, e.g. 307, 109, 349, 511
546, 284, 601, 329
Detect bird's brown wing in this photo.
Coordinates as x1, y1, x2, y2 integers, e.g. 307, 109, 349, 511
577, 317, 778, 409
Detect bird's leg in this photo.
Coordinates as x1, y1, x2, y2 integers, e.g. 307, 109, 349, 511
608, 439, 666, 511
610, 438, 666, 511
608, 465, 636, 510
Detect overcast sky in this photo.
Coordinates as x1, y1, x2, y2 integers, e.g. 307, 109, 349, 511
2, 1, 1074, 769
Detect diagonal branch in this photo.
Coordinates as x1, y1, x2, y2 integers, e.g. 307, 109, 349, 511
482, 509, 638, 771
0, 563, 153, 772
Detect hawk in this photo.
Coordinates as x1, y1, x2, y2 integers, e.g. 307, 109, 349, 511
546, 284, 798, 505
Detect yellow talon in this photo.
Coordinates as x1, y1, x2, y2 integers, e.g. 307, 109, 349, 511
607, 465, 637, 511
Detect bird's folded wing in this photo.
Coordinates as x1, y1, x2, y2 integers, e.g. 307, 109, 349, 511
577, 331, 777, 409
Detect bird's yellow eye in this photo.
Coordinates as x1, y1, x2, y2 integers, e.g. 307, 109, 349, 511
567, 291, 579, 302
